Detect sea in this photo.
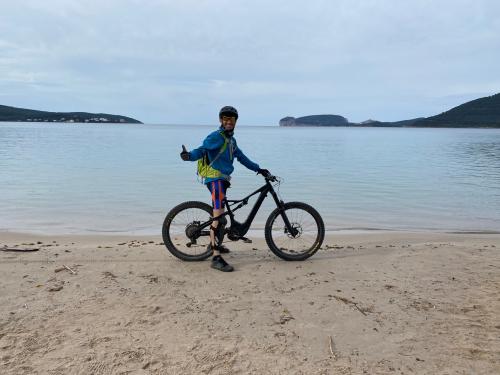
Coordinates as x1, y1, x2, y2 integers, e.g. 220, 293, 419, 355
1, 122, 499, 235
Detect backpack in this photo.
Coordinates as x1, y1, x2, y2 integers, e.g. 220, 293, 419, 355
197, 131, 232, 183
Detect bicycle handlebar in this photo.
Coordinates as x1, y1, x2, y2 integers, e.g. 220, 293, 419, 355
256, 169, 278, 182
265, 175, 278, 182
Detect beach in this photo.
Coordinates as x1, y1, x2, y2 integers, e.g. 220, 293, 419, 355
1, 231, 499, 374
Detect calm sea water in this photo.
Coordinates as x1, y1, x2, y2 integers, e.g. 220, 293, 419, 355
1, 122, 499, 234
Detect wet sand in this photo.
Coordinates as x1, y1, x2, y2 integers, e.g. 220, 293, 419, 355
1, 231, 499, 374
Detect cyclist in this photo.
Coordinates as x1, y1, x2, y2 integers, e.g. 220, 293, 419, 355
180, 106, 270, 272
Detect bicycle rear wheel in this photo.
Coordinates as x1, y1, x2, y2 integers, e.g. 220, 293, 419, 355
162, 201, 213, 261
265, 201, 324, 261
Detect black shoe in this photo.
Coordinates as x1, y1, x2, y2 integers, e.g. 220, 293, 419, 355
211, 255, 234, 272
208, 244, 230, 254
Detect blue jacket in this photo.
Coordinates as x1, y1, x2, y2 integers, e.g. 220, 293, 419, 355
189, 127, 260, 183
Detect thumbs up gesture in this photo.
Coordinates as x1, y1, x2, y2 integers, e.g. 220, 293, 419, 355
180, 145, 190, 161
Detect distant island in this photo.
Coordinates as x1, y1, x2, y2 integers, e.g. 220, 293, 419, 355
280, 93, 500, 128
0, 104, 142, 124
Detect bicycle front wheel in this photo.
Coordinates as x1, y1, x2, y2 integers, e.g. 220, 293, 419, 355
265, 202, 325, 261
162, 201, 213, 261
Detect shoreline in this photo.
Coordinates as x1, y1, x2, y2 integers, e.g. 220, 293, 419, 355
1, 230, 499, 373
2, 227, 500, 241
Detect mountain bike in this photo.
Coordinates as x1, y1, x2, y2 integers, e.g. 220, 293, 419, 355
162, 174, 324, 261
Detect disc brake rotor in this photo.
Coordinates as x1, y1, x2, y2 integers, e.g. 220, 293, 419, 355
285, 222, 303, 239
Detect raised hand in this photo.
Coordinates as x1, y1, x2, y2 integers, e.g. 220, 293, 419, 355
180, 145, 190, 161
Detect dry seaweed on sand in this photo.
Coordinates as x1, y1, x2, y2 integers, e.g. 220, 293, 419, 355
1, 247, 40, 252
332, 295, 373, 316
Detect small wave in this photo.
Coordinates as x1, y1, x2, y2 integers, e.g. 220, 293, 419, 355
446, 230, 500, 234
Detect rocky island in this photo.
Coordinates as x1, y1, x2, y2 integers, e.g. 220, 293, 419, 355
280, 93, 500, 128
280, 114, 349, 127
0, 104, 142, 124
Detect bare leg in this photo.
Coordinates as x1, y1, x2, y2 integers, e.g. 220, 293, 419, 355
211, 207, 224, 256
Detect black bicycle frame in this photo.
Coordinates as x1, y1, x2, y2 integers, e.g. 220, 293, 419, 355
198, 178, 298, 240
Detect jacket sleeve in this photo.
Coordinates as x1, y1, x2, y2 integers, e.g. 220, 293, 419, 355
234, 146, 260, 172
189, 132, 224, 161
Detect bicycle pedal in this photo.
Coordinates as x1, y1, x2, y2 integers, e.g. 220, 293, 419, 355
241, 237, 252, 243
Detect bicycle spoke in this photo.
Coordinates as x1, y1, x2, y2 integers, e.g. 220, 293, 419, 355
167, 207, 211, 257
269, 208, 319, 255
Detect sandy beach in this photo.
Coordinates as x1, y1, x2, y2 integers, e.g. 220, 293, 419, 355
1, 231, 499, 374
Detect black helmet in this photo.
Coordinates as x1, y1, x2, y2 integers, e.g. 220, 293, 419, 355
219, 106, 238, 120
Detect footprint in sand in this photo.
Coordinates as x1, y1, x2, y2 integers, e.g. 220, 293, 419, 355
102, 271, 118, 280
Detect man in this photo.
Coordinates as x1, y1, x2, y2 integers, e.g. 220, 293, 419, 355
180, 106, 270, 272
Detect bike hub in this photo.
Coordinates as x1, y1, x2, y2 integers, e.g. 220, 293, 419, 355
285, 222, 302, 238
185, 222, 201, 239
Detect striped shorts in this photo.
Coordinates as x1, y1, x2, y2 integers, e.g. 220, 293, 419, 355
206, 180, 230, 209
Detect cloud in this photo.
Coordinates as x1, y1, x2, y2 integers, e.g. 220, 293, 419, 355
1, 0, 499, 123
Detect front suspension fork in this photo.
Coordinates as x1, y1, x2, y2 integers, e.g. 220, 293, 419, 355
275, 199, 299, 237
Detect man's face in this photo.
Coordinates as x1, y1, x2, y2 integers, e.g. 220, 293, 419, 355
220, 116, 236, 131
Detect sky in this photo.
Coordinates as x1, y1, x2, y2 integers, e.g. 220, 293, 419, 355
1, 0, 499, 125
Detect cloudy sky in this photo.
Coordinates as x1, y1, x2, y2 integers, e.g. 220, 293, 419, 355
1, 0, 499, 125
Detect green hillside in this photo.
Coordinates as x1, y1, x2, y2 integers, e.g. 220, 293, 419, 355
412, 93, 500, 128
0, 104, 142, 124
279, 93, 500, 128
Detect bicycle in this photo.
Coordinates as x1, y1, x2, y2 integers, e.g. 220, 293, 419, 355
162, 174, 325, 261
